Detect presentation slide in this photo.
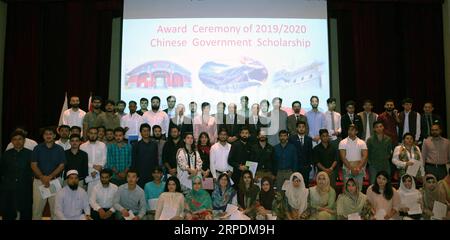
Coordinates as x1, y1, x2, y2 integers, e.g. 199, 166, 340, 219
121, 0, 330, 113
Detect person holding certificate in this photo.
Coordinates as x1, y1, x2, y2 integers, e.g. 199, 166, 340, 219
398, 174, 423, 220
392, 133, 425, 179
155, 176, 185, 220
366, 171, 400, 220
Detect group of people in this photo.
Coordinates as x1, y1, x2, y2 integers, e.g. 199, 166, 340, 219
0, 94, 449, 220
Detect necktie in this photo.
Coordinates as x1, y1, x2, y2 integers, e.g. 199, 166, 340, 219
331, 111, 335, 130
427, 115, 432, 136
350, 114, 354, 123
296, 115, 299, 123
300, 136, 304, 145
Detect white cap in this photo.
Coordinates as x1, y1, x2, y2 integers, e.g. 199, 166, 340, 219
66, 169, 79, 177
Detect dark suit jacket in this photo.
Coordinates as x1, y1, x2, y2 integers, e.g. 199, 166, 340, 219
225, 113, 246, 138
169, 116, 193, 136
341, 113, 363, 139
287, 114, 309, 136
420, 113, 442, 141
288, 134, 313, 170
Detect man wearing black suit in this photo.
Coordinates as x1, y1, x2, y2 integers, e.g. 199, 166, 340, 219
169, 104, 193, 137
341, 100, 363, 139
248, 103, 266, 144
288, 121, 313, 187
225, 103, 246, 143
420, 101, 442, 142
214, 102, 227, 134
287, 101, 308, 136
163, 95, 176, 119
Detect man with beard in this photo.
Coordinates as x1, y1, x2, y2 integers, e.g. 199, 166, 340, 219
251, 129, 275, 181
0, 130, 33, 220
162, 126, 184, 177
169, 103, 193, 137
89, 168, 118, 220
131, 123, 159, 189
120, 100, 144, 144
287, 101, 308, 136
422, 123, 450, 181
136, 97, 149, 116
228, 126, 252, 187
106, 127, 131, 186
80, 127, 107, 195
105, 129, 115, 145
116, 100, 127, 119
214, 102, 227, 134
238, 96, 250, 119
83, 96, 103, 140
289, 121, 313, 187
63, 96, 86, 129
142, 96, 170, 137
95, 100, 121, 130
56, 125, 71, 150
163, 95, 177, 119
420, 101, 442, 142
55, 170, 91, 220
70, 126, 82, 138
31, 127, 65, 220
378, 99, 401, 146
189, 101, 198, 120
306, 96, 326, 147
225, 103, 245, 144
151, 125, 166, 166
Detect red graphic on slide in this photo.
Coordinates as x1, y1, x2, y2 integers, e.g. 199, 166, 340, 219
125, 61, 191, 89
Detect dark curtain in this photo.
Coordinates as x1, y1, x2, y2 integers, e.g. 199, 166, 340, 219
2, 0, 447, 148
329, 0, 446, 135
2, 0, 122, 147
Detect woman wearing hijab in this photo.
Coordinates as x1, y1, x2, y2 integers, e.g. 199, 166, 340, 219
155, 176, 185, 220
438, 170, 450, 219
184, 175, 213, 220
211, 173, 237, 211
336, 178, 372, 220
237, 170, 260, 219
421, 174, 447, 220
398, 174, 423, 220
308, 171, 336, 220
366, 171, 400, 220
285, 172, 309, 220
255, 177, 276, 220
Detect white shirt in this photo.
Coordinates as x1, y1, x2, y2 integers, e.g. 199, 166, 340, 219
210, 142, 233, 179
324, 111, 341, 141
166, 108, 176, 119
6, 138, 38, 151
89, 182, 118, 212
403, 111, 421, 141
55, 139, 71, 151
142, 110, 170, 136
365, 112, 371, 141
339, 137, 367, 163
80, 141, 107, 175
392, 145, 425, 176
120, 112, 144, 138
62, 108, 86, 128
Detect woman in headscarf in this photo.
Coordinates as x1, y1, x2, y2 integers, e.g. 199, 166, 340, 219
285, 172, 309, 220
308, 171, 336, 220
398, 174, 423, 220
211, 173, 237, 211
336, 178, 372, 220
184, 175, 213, 220
421, 174, 447, 220
438, 170, 450, 219
366, 171, 400, 220
237, 170, 260, 219
255, 177, 276, 220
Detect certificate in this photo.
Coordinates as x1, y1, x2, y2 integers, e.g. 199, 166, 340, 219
245, 161, 258, 178
406, 160, 421, 177
39, 179, 62, 199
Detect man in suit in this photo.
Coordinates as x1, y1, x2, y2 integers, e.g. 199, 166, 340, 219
288, 121, 313, 187
341, 100, 363, 139
357, 99, 378, 141
214, 102, 227, 134
163, 95, 177, 119
287, 101, 308, 136
169, 104, 193, 137
225, 103, 246, 143
248, 103, 265, 144
420, 101, 442, 142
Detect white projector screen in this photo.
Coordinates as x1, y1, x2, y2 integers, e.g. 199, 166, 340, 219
120, 0, 330, 113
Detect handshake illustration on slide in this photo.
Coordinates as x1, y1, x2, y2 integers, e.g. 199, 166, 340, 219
125, 57, 323, 92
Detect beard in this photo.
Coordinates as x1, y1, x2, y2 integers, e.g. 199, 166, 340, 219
71, 104, 79, 108
152, 105, 159, 111
385, 108, 393, 112
68, 183, 78, 190
241, 137, 249, 142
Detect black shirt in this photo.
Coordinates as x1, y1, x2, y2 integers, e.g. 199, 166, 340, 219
132, 139, 159, 188
64, 149, 89, 180
0, 148, 33, 190
312, 143, 338, 169
251, 142, 274, 172
162, 138, 184, 169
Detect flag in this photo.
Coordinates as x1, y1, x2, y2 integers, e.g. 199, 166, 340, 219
88, 92, 93, 112
58, 92, 68, 126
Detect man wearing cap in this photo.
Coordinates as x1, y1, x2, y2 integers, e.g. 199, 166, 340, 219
55, 170, 91, 220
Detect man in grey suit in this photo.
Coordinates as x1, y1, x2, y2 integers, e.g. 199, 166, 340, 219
287, 101, 308, 136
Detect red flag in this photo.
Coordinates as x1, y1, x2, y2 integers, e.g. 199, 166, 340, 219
88, 92, 93, 112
